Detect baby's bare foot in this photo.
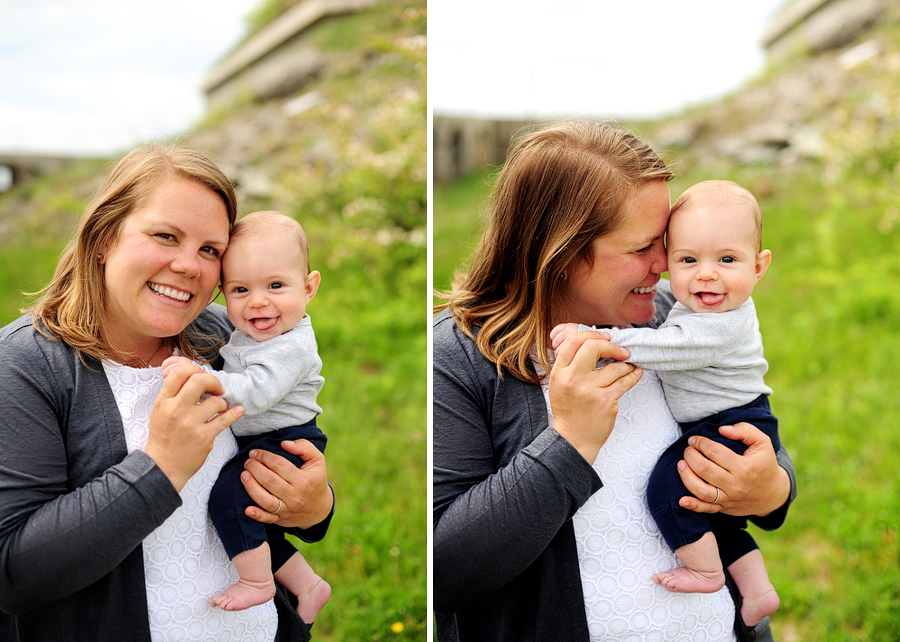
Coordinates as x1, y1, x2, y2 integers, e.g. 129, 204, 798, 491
741, 588, 780, 627
653, 566, 725, 594
208, 578, 276, 611
297, 578, 332, 623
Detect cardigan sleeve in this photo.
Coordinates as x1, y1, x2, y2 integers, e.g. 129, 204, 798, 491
432, 312, 602, 614
0, 324, 182, 614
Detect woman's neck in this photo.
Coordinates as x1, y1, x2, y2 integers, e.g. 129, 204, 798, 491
113, 339, 171, 368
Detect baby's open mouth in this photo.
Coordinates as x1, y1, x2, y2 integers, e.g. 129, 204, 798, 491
694, 292, 726, 307
148, 282, 192, 302
250, 317, 278, 332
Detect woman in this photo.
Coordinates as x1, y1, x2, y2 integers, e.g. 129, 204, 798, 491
433, 121, 796, 641
0, 144, 334, 641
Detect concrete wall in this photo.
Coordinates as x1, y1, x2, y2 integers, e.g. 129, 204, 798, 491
761, 0, 887, 63
203, 0, 379, 112
0, 154, 81, 191
432, 116, 528, 183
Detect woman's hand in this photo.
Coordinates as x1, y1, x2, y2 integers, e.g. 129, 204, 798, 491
549, 330, 642, 465
241, 439, 333, 530
677, 422, 790, 517
145, 361, 244, 492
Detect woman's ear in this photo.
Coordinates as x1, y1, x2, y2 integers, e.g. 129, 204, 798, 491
755, 249, 772, 281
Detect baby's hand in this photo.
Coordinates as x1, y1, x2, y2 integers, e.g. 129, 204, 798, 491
550, 323, 582, 350
161, 355, 195, 377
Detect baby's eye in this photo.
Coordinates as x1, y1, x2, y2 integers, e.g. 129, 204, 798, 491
721, 256, 735, 263
270, 282, 283, 290
234, 286, 248, 294
682, 257, 697, 264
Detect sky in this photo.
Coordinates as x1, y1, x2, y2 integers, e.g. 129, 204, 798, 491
0, 0, 259, 156
429, 0, 786, 121
2, 0, 788, 158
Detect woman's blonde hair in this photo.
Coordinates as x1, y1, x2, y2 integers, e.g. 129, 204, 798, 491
436, 121, 673, 383
28, 143, 237, 364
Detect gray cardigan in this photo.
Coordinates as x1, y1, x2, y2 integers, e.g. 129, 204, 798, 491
433, 283, 797, 642
0, 304, 330, 641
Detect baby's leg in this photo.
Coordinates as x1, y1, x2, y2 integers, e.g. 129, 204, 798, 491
728, 548, 780, 627
274, 551, 331, 623
208, 542, 277, 611
653, 531, 726, 593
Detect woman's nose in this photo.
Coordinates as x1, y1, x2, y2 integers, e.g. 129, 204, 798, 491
171, 250, 201, 276
651, 243, 667, 274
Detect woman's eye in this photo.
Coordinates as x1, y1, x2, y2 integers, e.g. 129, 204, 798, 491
201, 246, 221, 257
635, 243, 654, 255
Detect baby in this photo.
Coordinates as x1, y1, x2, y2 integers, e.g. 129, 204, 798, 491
552, 180, 780, 627
163, 211, 330, 623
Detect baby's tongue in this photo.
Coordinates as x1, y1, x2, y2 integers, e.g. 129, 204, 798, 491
698, 292, 726, 307
251, 317, 278, 331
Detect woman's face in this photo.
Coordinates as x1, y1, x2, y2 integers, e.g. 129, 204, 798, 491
101, 178, 230, 353
562, 180, 671, 327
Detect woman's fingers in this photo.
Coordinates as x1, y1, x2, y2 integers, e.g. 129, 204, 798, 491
677, 458, 724, 514
549, 331, 642, 465
678, 422, 788, 517
146, 366, 237, 492
242, 441, 333, 529
240, 467, 281, 524
552, 330, 620, 369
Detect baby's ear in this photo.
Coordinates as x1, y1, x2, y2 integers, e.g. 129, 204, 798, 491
755, 249, 772, 281
305, 270, 322, 302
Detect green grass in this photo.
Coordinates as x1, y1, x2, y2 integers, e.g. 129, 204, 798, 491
431, 171, 493, 295
433, 151, 900, 639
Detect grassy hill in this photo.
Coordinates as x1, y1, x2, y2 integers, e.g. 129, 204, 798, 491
433, 18, 900, 642
0, 1, 426, 639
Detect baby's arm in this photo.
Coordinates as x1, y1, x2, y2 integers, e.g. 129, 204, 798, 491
216, 335, 318, 416
553, 314, 740, 372
604, 318, 731, 371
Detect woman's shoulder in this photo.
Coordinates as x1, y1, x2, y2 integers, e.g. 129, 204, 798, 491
1, 314, 72, 361
433, 309, 480, 363
190, 304, 235, 341
648, 280, 676, 328
0, 315, 86, 390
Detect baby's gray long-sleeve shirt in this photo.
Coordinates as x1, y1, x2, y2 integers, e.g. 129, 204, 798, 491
215, 316, 323, 437
596, 299, 772, 423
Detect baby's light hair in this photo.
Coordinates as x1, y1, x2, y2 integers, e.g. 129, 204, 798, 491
670, 180, 763, 251
230, 210, 311, 273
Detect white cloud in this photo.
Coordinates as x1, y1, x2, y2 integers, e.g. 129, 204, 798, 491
0, 0, 258, 155
429, 0, 784, 120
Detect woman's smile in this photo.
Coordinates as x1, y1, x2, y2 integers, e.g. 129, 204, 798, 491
148, 282, 194, 303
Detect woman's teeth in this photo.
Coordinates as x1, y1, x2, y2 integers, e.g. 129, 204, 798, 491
632, 285, 656, 294
149, 283, 191, 302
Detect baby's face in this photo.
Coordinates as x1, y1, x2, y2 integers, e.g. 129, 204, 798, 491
666, 203, 768, 314
221, 232, 313, 341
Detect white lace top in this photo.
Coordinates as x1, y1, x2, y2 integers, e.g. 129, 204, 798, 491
540, 369, 736, 641
103, 361, 278, 642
